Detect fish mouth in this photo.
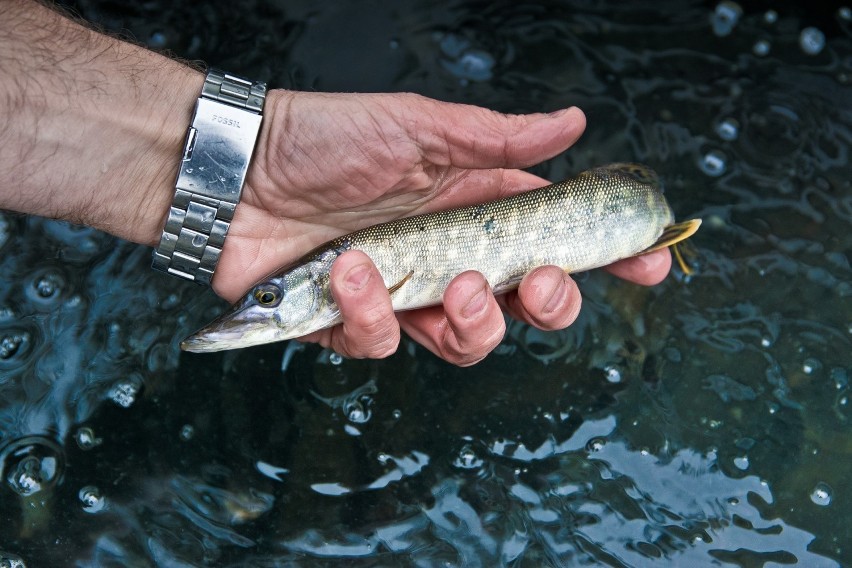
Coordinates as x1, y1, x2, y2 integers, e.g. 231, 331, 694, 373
180, 306, 277, 353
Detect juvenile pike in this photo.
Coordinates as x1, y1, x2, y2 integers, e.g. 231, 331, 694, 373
182, 163, 700, 352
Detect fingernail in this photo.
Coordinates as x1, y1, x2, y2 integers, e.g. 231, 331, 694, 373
543, 273, 568, 313
344, 263, 371, 292
547, 107, 573, 118
461, 286, 488, 319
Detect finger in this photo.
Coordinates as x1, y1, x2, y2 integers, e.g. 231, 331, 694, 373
322, 250, 400, 358
501, 266, 582, 330
605, 249, 672, 286
399, 271, 506, 366
410, 100, 587, 170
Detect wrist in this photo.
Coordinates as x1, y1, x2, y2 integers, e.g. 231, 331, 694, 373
153, 70, 267, 285
0, 0, 203, 247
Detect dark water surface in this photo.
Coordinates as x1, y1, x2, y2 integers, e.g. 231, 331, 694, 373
2, 1, 851, 566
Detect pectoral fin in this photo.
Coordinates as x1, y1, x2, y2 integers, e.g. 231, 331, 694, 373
388, 271, 414, 295
641, 219, 702, 254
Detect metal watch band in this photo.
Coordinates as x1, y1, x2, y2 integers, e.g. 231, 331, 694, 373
152, 69, 266, 285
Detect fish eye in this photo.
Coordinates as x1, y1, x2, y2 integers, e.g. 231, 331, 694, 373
253, 285, 282, 307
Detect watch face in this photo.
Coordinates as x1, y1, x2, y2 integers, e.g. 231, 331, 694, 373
154, 71, 265, 284
176, 97, 262, 203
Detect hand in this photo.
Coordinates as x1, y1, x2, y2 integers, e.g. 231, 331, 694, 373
0, 3, 669, 366
214, 92, 671, 365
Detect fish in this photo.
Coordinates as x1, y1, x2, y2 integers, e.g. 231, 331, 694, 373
181, 163, 700, 352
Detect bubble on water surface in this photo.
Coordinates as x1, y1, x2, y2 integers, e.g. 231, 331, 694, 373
79, 485, 106, 513
802, 358, 822, 375
75, 427, 103, 450
733, 456, 749, 470
603, 365, 622, 383
508, 321, 579, 364
328, 351, 343, 366
810, 482, 832, 506
179, 425, 195, 441
453, 444, 484, 470
0, 552, 26, 568
752, 39, 771, 57
345, 398, 372, 423
25, 269, 66, 308
799, 27, 825, 55
0, 332, 29, 363
36, 277, 59, 298
715, 118, 740, 140
763, 10, 778, 24
712, 2, 742, 37
700, 150, 727, 176
840, 7, 852, 20
0, 437, 64, 497
109, 375, 143, 408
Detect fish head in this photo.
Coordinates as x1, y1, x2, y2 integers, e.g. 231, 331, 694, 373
181, 267, 327, 353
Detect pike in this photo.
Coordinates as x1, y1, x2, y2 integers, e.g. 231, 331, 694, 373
181, 163, 700, 352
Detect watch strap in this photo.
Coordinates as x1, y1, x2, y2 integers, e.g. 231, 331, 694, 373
152, 69, 266, 285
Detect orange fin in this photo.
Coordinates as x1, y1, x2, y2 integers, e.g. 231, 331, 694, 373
388, 270, 414, 294
672, 243, 693, 275
641, 219, 702, 254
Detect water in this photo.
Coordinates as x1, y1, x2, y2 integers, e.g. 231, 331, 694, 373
2, 0, 850, 565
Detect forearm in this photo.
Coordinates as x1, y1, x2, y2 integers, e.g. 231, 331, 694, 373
0, 0, 202, 246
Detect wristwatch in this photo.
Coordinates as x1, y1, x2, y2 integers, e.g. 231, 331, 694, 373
152, 69, 267, 285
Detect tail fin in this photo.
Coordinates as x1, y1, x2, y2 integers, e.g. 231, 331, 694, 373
642, 219, 702, 275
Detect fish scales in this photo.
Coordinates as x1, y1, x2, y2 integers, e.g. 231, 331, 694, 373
182, 163, 693, 352
322, 167, 670, 310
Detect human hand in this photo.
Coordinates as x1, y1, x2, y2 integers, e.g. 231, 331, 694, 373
213, 91, 671, 365
0, 4, 667, 366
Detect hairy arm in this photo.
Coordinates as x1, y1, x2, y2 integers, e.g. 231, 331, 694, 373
0, 1, 670, 365
0, 0, 200, 246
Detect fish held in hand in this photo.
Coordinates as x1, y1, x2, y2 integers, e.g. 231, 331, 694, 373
182, 163, 700, 352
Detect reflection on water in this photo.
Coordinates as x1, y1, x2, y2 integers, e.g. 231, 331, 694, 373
2, 1, 850, 565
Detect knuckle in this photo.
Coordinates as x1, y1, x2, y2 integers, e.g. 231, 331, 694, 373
352, 304, 397, 338
344, 310, 400, 359
440, 320, 506, 366
534, 304, 580, 330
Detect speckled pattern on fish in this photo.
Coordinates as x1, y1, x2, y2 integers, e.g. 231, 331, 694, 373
182, 163, 691, 352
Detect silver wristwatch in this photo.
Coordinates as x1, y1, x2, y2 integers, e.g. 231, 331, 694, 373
152, 69, 267, 285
